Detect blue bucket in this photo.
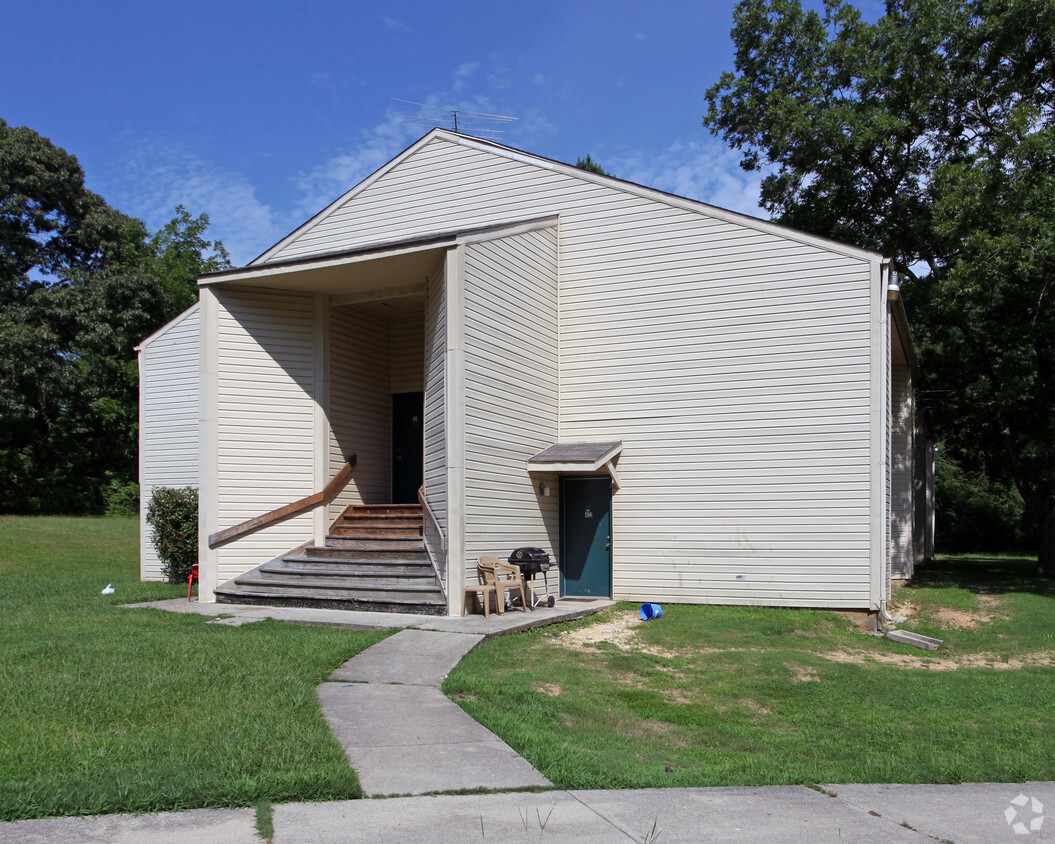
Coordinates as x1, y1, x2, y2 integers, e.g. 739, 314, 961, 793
640, 603, 663, 621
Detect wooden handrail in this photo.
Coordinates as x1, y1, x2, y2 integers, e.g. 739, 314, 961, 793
418, 485, 447, 551
209, 455, 357, 549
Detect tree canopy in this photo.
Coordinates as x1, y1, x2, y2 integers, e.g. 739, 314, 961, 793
575, 154, 614, 177
0, 119, 229, 514
704, 0, 1055, 575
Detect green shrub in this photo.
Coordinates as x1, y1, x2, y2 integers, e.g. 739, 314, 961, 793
103, 478, 140, 517
145, 486, 198, 582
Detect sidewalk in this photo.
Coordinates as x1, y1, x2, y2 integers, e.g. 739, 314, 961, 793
3, 782, 1051, 842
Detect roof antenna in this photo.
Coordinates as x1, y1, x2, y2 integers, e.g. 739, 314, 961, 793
392, 98, 518, 139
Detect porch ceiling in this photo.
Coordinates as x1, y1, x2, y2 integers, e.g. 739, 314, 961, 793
199, 244, 447, 298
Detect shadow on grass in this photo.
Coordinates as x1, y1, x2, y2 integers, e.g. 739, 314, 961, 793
907, 554, 1055, 599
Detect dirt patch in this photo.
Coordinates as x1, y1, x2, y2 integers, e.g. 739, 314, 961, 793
836, 611, 879, 633
932, 606, 993, 629
663, 687, 696, 705
785, 662, 821, 682
554, 610, 680, 658
536, 683, 562, 697
630, 720, 689, 742
822, 648, 1055, 671
931, 595, 1010, 629
887, 598, 921, 622
888, 593, 1010, 631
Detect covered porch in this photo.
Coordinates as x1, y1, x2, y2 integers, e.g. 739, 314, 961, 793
196, 219, 561, 616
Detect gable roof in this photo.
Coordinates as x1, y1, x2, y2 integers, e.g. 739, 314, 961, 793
135, 301, 200, 352
250, 129, 883, 269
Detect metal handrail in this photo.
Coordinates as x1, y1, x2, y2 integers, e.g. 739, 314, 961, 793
208, 455, 357, 549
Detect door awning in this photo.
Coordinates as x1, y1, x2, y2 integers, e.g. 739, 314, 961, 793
527, 441, 623, 488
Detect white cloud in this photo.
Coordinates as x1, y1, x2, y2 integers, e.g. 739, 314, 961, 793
292, 61, 543, 218
293, 111, 417, 219
380, 15, 409, 32
99, 139, 285, 266
609, 138, 767, 219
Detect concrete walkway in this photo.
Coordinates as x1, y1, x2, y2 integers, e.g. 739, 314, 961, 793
320, 628, 551, 795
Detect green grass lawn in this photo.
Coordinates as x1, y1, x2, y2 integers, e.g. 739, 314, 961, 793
0, 516, 390, 821
445, 555, 1055, 789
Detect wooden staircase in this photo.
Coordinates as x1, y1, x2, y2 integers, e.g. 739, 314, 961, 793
214, 504, 446, 615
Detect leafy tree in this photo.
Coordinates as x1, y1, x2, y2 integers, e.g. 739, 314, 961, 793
0, 120, 229, 513
704, 0, 1055, 575
148, 205, 230, 321
575, 154, 613, 177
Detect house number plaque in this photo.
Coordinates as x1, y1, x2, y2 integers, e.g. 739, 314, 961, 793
584, 506, 593, 519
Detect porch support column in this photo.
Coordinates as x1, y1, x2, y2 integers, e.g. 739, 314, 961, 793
445, 245, 467, 616
313, 293, 331, 546
198, 286, 219, 602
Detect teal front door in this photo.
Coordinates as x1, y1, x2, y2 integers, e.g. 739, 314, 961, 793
560, 476, 612, 597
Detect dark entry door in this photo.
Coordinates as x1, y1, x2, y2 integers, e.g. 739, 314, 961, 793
560, 476, 613, 597
392, 392, 423, 504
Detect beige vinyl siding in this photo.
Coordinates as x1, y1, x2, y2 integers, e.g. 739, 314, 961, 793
258, 133, 884, 609
462, 227, 559, 582
328, 305, 392, 522
391, 318, 424, 393
423, 267, 448, 545
214, 288, 316, 584
890, 362, 914, 579
561, 246, 874, 608
138, 305, 200, 581
423, 266, 448, 589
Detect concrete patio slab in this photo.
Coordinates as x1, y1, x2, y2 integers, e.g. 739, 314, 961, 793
316, 683, 550, 796
413, 599, 615, 637
829, 781, 1055, 843
125, 597, 614, 635
328, 629, 483, 685
122, 599, 429, 630
0, 807, 257, 844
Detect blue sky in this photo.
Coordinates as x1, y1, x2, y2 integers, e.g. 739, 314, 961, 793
3, 0, 866, 265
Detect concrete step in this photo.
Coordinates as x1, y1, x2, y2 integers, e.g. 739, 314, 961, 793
302, 545, 429, 561
237, 570, 441, 592
214, 584, 446, 614
263, 560, 437, 579
277, 557, 434, 575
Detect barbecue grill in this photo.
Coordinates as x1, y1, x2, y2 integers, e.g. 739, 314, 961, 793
508, 547, 554, 608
